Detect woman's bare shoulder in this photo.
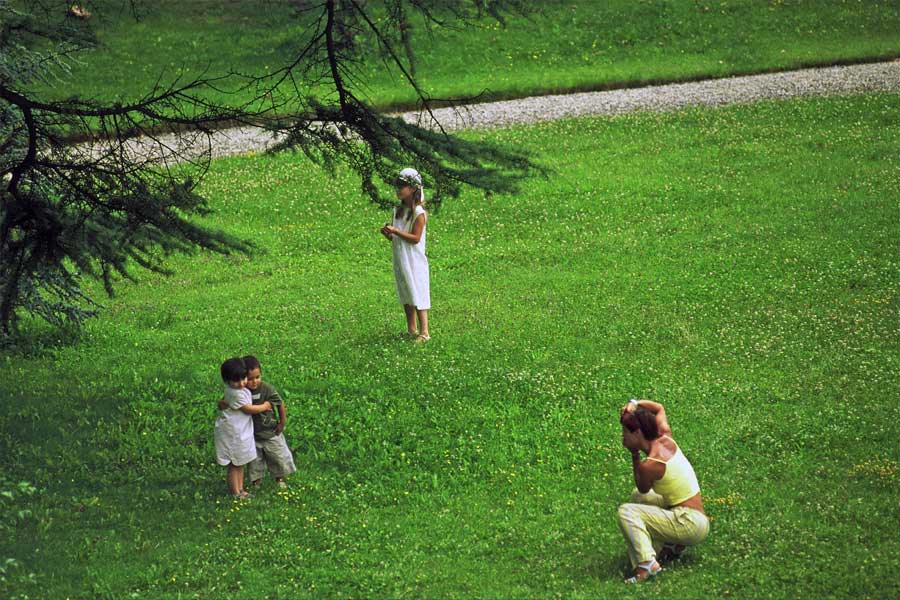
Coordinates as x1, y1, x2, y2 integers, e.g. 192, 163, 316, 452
652, 436, 678, 460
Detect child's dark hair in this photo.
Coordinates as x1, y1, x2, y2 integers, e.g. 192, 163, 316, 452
242, 355, 261, 372
620, 407, 659, 440
220, 357, 247, 383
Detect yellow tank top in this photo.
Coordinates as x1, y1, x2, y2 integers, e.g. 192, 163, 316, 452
647, 436, 701, 506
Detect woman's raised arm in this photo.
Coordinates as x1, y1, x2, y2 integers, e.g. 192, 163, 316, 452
635, 399, 672, 436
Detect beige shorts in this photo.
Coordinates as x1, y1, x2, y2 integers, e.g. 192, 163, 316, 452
248, 434, 297, 481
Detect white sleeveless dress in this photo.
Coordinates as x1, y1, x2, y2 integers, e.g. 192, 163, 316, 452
392, 205, 430, 309
213, 386, 257, 466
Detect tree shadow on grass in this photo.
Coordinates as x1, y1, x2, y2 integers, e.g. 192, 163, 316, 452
0, 321, 84, 358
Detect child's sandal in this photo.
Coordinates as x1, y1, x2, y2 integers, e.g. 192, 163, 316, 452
414, 334, 431, 343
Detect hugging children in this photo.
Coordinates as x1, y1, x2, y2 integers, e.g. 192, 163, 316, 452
215, 356, 297, 497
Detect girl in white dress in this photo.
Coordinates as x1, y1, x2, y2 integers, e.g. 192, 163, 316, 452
380, 168, 431, 342
215, 357, 273, 498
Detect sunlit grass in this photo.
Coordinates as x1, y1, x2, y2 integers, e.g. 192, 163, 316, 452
30, 0, 900, 110
1, 92, 899, 598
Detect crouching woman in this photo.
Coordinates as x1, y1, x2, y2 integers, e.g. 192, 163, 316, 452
617, 398, 709, 583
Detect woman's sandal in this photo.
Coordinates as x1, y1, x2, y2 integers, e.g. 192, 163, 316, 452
624, 560, 662, 584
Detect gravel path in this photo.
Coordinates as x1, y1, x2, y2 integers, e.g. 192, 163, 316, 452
399, 60, 900, 130
99, 60, 900, 163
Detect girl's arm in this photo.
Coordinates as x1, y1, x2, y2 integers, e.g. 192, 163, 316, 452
217, 396, 264, 412
387, 213, 425, 244
238, 401, 272, 415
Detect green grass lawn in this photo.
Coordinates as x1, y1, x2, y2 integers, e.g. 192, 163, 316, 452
30, 0, 900, 109
2, 91, 899, 598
